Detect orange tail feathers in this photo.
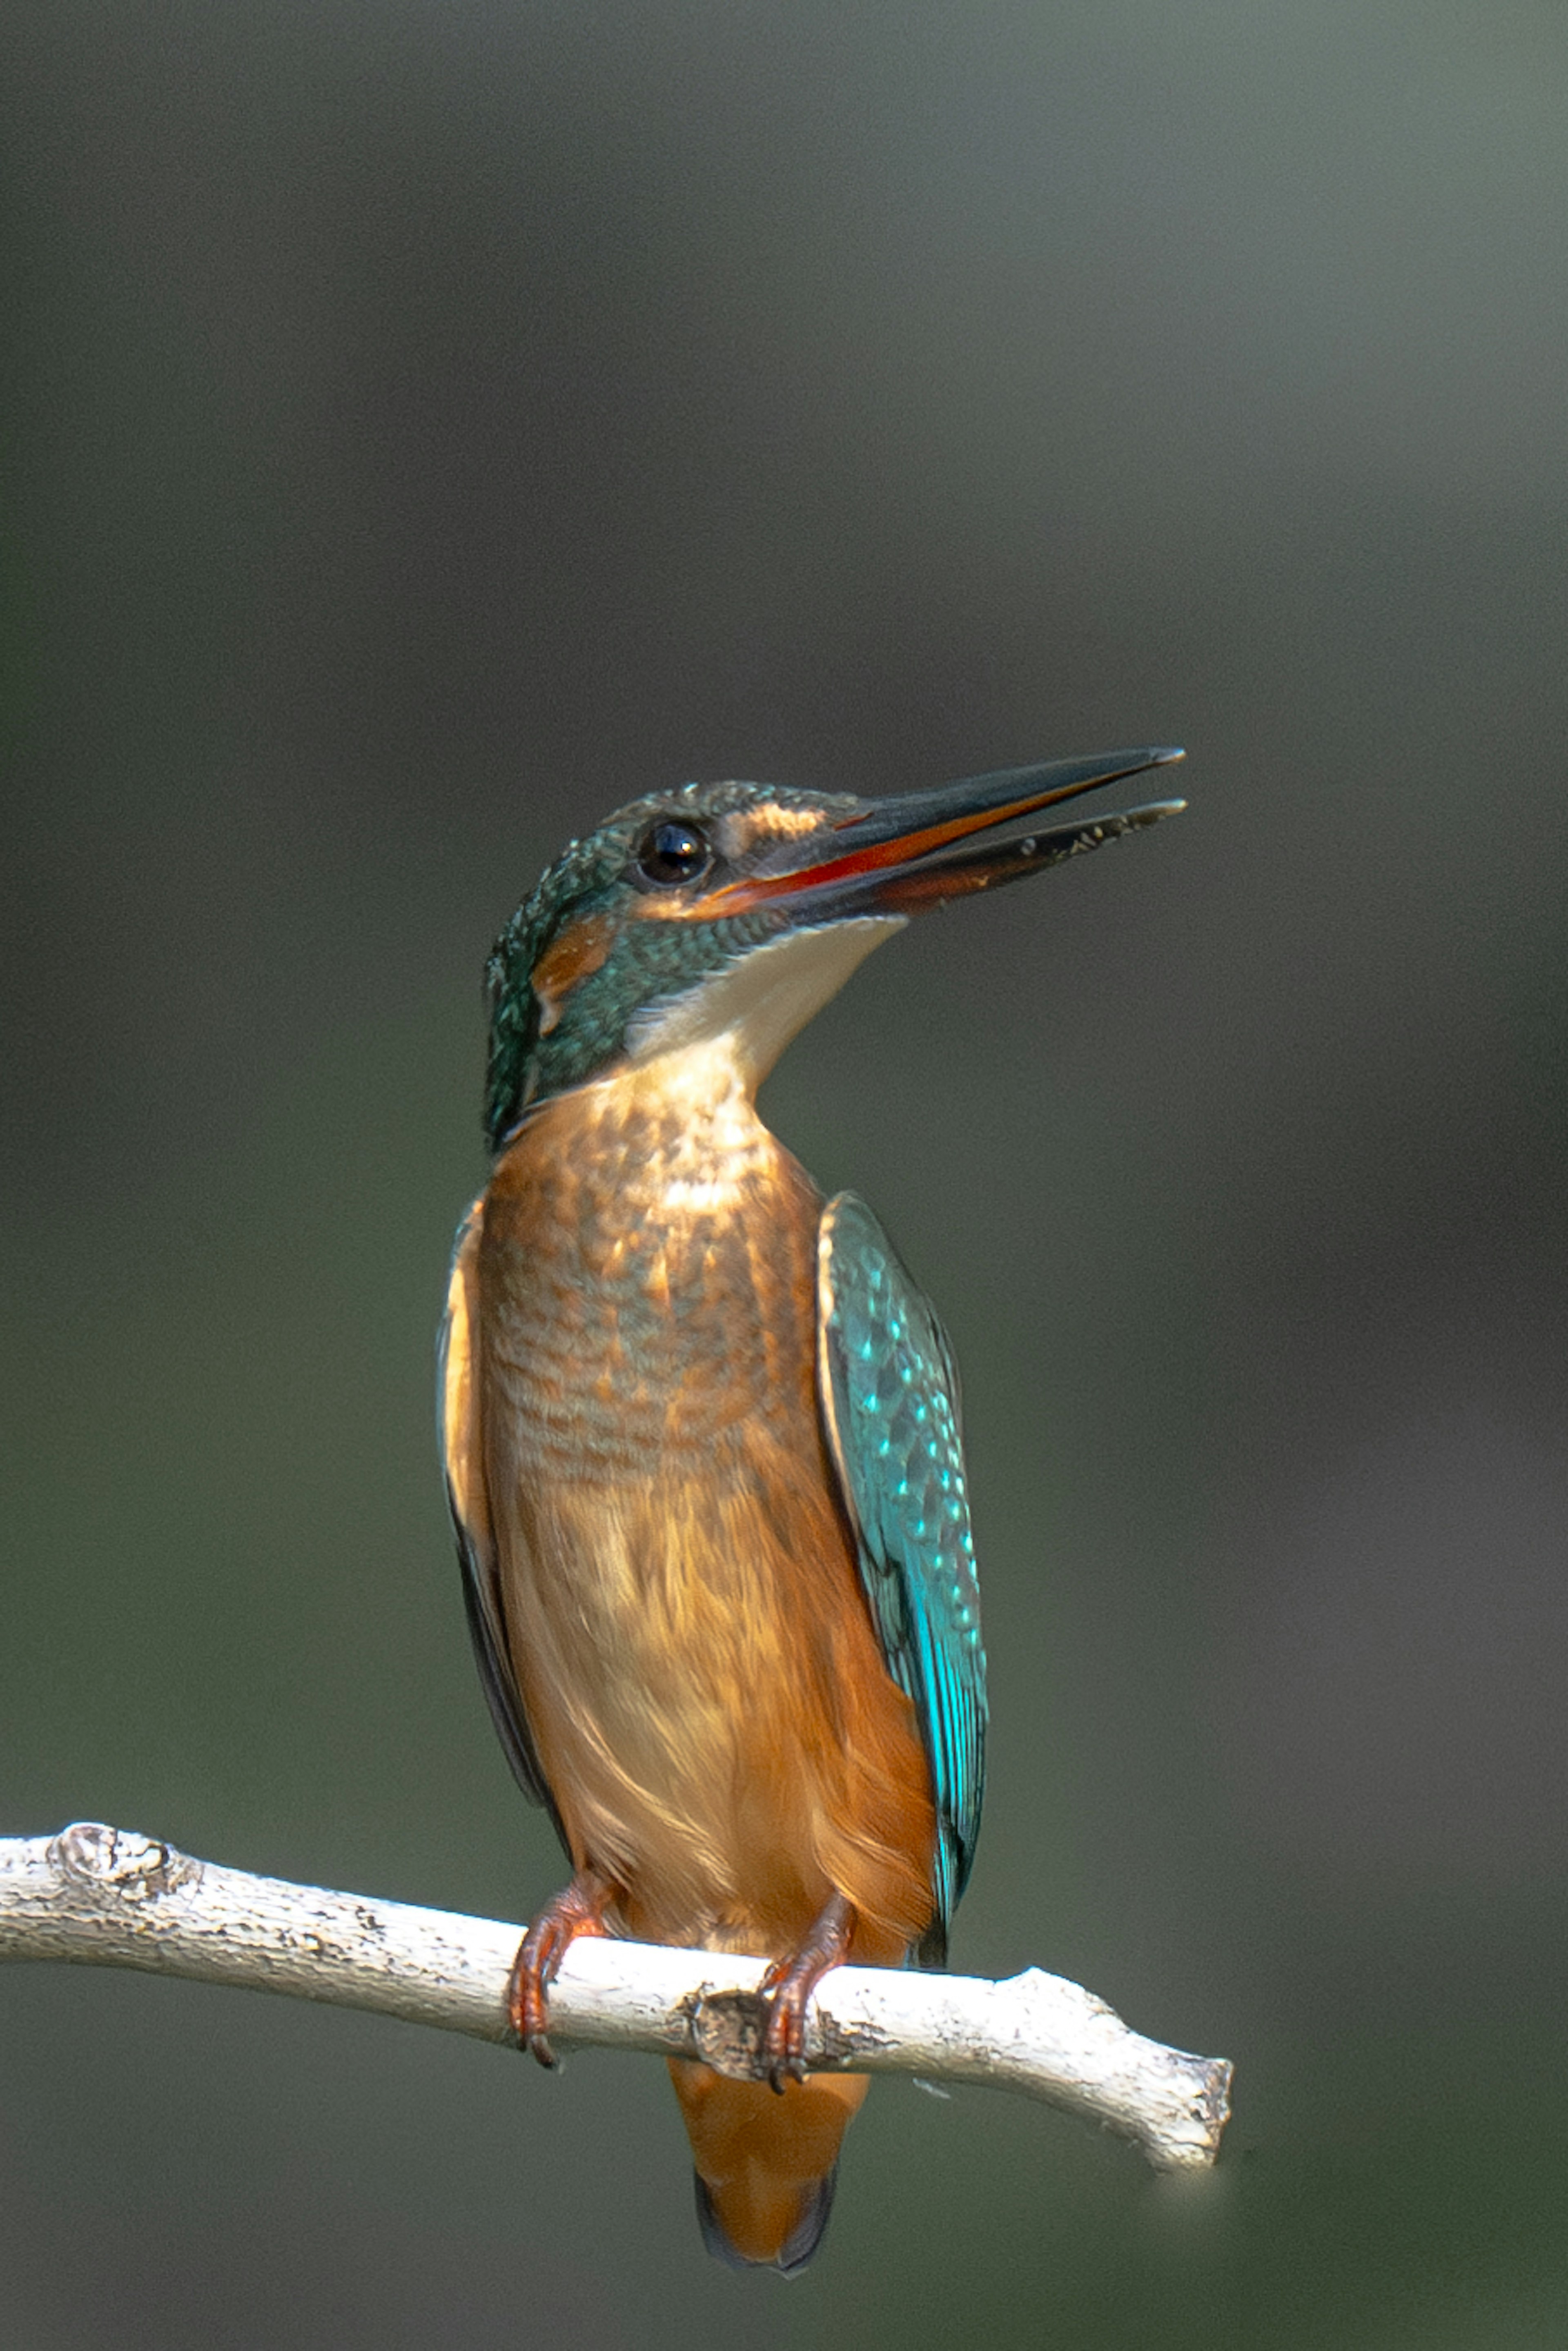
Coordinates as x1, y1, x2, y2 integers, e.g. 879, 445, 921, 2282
668, 2058, 869, 2273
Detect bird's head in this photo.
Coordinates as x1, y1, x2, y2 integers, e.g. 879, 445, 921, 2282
484, 750, 1185, 1146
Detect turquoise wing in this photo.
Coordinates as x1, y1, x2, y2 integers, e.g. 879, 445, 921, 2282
817, 1193, 987, 1964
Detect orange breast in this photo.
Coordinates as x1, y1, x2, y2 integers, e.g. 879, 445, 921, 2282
475, 1046, 935, 1964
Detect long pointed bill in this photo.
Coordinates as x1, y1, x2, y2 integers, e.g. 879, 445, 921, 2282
702, 747, 1185, 921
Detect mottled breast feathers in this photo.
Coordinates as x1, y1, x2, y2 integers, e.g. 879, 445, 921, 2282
441, 1159, 987, 1959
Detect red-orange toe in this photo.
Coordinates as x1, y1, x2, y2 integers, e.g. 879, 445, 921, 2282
506, 1870, 612, 2068
758, 1892, 855, 2094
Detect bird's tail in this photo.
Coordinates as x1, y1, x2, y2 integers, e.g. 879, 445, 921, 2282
668, 2057, 869, 2273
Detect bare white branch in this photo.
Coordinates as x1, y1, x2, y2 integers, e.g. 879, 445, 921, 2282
0, 1823, 1229, 2171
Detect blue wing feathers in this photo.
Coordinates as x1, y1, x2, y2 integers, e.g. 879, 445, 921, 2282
817, 1194, 987, 1964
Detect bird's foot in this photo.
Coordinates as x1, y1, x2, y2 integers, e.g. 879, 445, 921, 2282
757, 1893, 855, 2094
508, 1870, 612, 2068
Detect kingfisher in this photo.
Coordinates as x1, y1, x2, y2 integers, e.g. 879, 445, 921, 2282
440, 747, 1184, 2271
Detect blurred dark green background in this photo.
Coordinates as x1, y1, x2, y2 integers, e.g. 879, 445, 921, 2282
4, 2, 1568, 2344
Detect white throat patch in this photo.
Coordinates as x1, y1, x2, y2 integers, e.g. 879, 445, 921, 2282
624, 917, 906, 1086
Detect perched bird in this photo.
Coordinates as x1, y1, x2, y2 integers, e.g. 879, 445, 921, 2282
440, 749, 1184, 2271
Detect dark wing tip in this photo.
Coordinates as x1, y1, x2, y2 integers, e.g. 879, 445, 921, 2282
693, 2168, 839, 2277
916, 1917, 949, 1969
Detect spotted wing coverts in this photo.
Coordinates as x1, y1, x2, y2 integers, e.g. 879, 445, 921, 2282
817, 1193, 987, 1963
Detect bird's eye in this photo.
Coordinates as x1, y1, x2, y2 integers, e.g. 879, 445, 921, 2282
636, 820, 711, 888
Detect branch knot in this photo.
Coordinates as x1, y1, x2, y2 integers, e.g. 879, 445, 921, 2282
49, 1822, 203, 1904
681, 1981, 900, 2079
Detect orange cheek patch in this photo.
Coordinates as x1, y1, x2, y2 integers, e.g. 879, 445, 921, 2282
532, 912, 617, 1036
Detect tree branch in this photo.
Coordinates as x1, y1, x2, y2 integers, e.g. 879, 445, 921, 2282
0, 1823, 1229, 2171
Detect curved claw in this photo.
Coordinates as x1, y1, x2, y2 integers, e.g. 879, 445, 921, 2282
757, 1893, 855, 2095
507, 1870, 612, 2068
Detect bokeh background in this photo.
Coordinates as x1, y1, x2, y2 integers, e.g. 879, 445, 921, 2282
4, 2, 1568, 2344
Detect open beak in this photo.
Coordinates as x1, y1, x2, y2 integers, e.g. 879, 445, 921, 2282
705, 747, 1186, 921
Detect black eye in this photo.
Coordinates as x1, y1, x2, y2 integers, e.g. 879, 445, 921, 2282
636, 819, 711, 887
